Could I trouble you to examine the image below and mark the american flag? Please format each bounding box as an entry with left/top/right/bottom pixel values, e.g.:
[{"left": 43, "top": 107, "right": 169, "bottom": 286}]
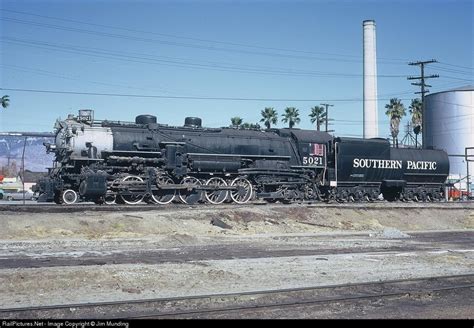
[{"left": 311, "top": 143, "right": 325, "bottom": 156}]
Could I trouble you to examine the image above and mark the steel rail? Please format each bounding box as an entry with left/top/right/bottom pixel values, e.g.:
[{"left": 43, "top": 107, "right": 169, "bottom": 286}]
[
  {"left": 132, "top": 283, "right": 474, "bottom": 319},
  {"left": 1, "top": 274, "right": 473, "bottom": 319},
  {"left": 2, "top": 201, "right": 474, "bottom": 213}
]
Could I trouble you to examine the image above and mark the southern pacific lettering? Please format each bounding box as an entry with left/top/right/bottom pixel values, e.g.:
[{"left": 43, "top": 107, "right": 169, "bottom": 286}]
[
  {"left": 353, "top": 158, "right": 402, "bottom": 169},
  {"left": 353, "top": 158, "right": 437, "bottom": 170},
  {"left": 406, "top": 160, "right": 437, "bottom": 170}
]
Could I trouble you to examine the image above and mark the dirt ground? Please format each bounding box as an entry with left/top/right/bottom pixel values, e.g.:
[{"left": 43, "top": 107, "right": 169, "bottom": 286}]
[
  {"left": 1, "top": 204, "right": 473, "bottom": 240},
  {"left": 0, "top": 204, "right": 473, "bottom": 312}
]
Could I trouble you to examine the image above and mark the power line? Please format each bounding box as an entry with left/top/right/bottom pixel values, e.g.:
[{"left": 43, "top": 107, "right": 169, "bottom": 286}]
[
  {"left": 436, "top": 61, "right": 474, "bottom": 71},
  {"left": 2, "top": 10, "right": 470, "bottom": 82},
  {"left": 1, "top": 17, "right": 368, "bottom": 63},
  {"left": 2, "top": 61, "right": 462, "bottom": 103},
  {"left": 0, "top": 8, "right": 410, "bottom": 63},
  {"left": 1, "top": 37, "right": 409, "bottom": 78},
  {"left": 443, "top": 76, "right": 474, "bottom": 82},
  {"left": 434, "top": 66, "right": 474, "bottom": 76},
  {"left": 2, "top": 88, "right": 469, "bottom": 106},
  {"left": 0, "top": 87, "right": 413, "bottom": 102},
  {"left": 0, "top": 64, "right": 175, "bottom": 94}
]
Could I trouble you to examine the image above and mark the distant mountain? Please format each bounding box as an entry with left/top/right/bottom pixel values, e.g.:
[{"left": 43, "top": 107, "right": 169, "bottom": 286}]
[{"left": 0, "top": 136, "right": 54, "bottom": 173}]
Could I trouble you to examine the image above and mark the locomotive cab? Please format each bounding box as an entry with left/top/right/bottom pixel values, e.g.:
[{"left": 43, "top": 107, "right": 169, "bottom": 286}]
[{"left": 288, "top": 130, "right": 332, "bottom": 168}]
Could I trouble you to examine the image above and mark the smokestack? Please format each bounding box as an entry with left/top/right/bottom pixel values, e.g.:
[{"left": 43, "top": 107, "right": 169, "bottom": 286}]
[{"left": 363, "top": 20, "right": 378, "bottom": 139}]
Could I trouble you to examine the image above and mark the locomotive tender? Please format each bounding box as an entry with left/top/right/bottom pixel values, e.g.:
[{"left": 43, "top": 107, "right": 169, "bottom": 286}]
[{"left": 36, "top": 110, "right": 449, "bottom": 204}]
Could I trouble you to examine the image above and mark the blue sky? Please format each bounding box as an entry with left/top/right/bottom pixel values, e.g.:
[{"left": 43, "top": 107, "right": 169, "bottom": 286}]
[{"left": 0, "top": 0, "right": 472, "bottom": 137}]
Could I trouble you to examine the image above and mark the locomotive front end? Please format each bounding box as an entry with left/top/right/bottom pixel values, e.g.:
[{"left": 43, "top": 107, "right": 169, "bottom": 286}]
[
  {"left": 38, "top": 110, "right": 112, "bottom": 203},
  {"left": 47, "top": 110, "right": 113, "bottom": 163}
]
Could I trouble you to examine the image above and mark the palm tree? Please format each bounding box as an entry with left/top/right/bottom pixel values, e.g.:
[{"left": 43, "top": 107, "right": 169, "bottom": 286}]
[
  {"left": 409, "top": 98, "right": 422, "bottom": 147},
  {"left": 385, "top": 98, "right": 406, "bottom": 148},
  {"left": 282, "top": 107, "right": 300, "bottom": 129},
  {"left": 309, "top": 106, "right": 327, "bottom": 131},
  {"left": 230, "top": 116, "right": 243, "bottom": 128},
  {"left": 260, "top": 107, "right": 278, "bottom": 129},
  {"left": 1, "top": 95, "right": 9, "bottom": 109}
]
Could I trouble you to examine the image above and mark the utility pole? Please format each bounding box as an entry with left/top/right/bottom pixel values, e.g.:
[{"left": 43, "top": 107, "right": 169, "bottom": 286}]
[
  {"left": 320, "top": 103, "right": 334, "bottom": 133},
  {"left": 22, "top": 136, "right": 26, "bottom": 205},
  {"left": 407, "top": 59, "right": 439, "bottom": 148}
]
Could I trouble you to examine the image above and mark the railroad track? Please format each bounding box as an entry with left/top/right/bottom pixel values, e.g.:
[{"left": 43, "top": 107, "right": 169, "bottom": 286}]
[
  {"left": 1, "top": 201, "right": 474, "bottom": 213},
  {"left": 1, "top": 274, "right": 473, "bottom": 319},
  {"left": 2, "top": 230, "right": 472, "bottom": 269}
]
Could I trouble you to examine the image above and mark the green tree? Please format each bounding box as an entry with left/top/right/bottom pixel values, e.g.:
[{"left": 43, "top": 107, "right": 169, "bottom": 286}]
[
  {"left": 282, "top": 107, "right": 300, "bottom": 128},
  {"left": 409, "top": 98, "right": 422, "bottom": 147},
  {"left": 309, "top": 106, "right": 327, "bottom": 131},
  {"left": 385, "top": 98, "right": 406, "bottom": 148},
  {"left": 260, "top": 107, "right": 278, "bottom": 129},
  {"left": 241, "top": 122, "right": 261, "bottom": 129},
  {"left": 1, "top": 95, "right": 10, "bottom": 109},
  {"left": 230, "top": 116, "right": 243, "bottom": 128}
]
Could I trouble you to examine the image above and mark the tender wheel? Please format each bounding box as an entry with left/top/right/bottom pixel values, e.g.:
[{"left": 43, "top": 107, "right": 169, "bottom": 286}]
[
  {"left": 119, "top": 176, "right": 144, "bottom": 205},
  {"left": 432, "top": 192, "right": 442, "bottom": 202},
  {"left": 304, "top": 184, "right": 319, "bottom": 201},
  {"left": 230, "top": 177, "right": 253, "bottom": 204},
  {"left": 204, "top": 177, "right": 228, "bottom": 204},
  {"left": 353, "top": 189, "right": 364, "bottom": 202},
  {"left": 151, "top": 176, "right": 176, "bottom": 205},
  {"left": 61, "top": 189, "right": 78, "bottom": 204},
  {"left": 179, "top": 176, "right": 203, "bottom": 204},
  {"left": 336, "top": 189, "right": 348, "bottom": 203}
]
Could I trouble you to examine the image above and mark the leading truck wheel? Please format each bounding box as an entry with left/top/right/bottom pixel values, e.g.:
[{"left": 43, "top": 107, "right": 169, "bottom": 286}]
[
  {"left": 61, "top": 189, "right": 78, "bottom": 204},
  {"left": 104, "top": 192, "right": 116, "bottom": 205}
]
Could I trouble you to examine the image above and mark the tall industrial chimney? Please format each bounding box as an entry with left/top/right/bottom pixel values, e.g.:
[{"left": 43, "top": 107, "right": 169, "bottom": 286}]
[{"left": 363, "top": 20, "right": 378, "bottom": 139}]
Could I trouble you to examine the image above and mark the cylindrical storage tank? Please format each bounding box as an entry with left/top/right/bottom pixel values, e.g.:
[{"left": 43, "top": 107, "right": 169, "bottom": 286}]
[
  {"left": 135, "top": 115, "right": 157, "bottom": 125},
  {"left": 425, "top": 86, "right": 474, "bottom": 189}
]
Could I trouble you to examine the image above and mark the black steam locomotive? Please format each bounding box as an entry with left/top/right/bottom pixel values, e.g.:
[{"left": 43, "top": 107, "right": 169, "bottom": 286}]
[{"left": 36, "top": 110, "right": 449, "bottom": 204}]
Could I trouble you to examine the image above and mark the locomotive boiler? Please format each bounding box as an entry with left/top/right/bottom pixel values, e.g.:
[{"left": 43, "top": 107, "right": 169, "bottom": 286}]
[{"left": 36, "top": 110, "right": 449, "bottom": 204}]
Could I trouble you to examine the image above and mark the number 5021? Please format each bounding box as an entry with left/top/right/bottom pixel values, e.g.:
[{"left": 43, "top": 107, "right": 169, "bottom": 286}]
[{"left": 302, "top": 156, "right": 322, "bottom": 165}]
